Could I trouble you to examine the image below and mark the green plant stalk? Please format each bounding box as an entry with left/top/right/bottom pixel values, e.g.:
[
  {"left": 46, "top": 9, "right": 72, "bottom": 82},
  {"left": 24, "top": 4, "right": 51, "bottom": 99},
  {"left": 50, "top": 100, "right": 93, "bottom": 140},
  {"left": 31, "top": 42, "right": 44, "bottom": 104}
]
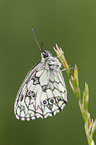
[{"left": 54, "top": 44, "right": 96, "bottom": 145}]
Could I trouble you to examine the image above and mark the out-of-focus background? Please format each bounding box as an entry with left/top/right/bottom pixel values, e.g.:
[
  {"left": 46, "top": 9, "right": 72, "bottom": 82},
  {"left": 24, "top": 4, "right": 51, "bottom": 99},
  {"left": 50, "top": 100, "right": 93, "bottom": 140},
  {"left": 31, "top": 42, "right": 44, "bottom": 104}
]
[{"left": 0, "top": 0, "right": 96, "bottom": 145}]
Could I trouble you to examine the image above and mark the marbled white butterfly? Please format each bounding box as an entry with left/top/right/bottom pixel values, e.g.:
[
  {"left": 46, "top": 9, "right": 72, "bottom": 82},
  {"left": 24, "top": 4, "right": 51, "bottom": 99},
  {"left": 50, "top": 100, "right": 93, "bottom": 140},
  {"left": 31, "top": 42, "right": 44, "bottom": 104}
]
[{"left": 14, "top": 29, "right": 67, "bottom": 121}]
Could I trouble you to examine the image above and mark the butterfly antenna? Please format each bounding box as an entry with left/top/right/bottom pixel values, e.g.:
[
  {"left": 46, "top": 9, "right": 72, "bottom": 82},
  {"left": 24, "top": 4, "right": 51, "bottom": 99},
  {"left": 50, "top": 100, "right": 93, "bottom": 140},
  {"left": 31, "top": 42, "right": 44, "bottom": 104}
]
[
  {"left": 41, "top": 42, "right": 44, "bottom": 50},
  {"left": 32, "top": 28, "right": 42, "bottom": 52}
]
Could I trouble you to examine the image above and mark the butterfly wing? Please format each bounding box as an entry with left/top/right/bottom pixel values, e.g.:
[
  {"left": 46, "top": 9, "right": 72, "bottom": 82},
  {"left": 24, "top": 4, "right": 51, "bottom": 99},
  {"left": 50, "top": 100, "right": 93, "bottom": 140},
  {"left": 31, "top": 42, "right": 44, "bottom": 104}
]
[
  {"left": 41, "top": 69, "right": 67, "bottom": 118},
  {"left": 14, "top": 62, "right": 67, "bottom": 121},
  {"left": 14, "top": 62, "right": 44, "bottom": 120}
]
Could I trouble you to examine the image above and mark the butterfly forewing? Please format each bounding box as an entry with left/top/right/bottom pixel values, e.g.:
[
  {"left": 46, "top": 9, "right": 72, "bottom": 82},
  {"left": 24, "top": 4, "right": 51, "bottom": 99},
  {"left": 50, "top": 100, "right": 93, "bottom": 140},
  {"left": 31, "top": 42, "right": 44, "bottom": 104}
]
[{"left": 14, "top": 50, "right": 67, "bottom": 121}]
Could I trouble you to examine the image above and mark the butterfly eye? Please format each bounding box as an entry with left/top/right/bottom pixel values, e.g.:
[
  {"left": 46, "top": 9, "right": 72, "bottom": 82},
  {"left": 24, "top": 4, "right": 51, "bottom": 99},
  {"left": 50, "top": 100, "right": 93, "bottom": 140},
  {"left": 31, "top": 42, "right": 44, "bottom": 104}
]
[
  {"left": 42, "top": 100, "right": 48, "bottom": 105},
  {"left": 56, "top": 97, "right": 62, "bottom": 102},
  {"left": 32, "top": 93, "right": 36, "bottom": 98},
  {"left": 49, "top": 98, "right": 55, "bottom": 104},
  {"left": 43, "top": 51, "right": 49, "bottom": 58},
  {"left": 27, "top": 91, "right": 32, "bottom": 96}
]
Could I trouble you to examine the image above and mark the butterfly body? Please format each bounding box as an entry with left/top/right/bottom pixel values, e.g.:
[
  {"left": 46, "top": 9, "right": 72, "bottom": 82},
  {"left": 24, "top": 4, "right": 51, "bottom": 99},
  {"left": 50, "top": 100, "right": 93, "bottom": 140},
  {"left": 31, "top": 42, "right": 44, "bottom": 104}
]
[{"left": 14, "top": 50, "right": 67, "bottom": 121}]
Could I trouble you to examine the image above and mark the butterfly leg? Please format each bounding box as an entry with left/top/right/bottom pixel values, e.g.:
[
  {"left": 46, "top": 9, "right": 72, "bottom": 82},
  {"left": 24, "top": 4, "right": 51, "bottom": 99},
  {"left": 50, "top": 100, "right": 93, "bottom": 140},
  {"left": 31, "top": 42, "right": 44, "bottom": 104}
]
[{"left": 61, "top": 67, "right": 76, "bottom": 71}]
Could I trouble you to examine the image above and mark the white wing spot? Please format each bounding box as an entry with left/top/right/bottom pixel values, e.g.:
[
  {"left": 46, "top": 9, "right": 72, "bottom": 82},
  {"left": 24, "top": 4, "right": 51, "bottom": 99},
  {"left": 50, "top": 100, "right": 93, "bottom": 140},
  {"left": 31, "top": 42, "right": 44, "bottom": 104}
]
[
  {"left": 46, "top": 89, "right": 53, "bottom": 98},
  {"left": 58, "top": 101, "right": 63, "bottom": 107},
  {"left": 17, "top": 108, "right": 20, "bottom": 115},
  {"left": 22, "top": 84, "right": 27, "bottom": 95},
  {"left": 36, "top": 106, "right": 42, "bottom": 114},
  {"left": 58, "top": 83, "right": 64, "bottom": 92},
  {"left": 54, "top": 110, "right": 59, "bottom": 116},
  {"left": 44, "top": 113, "right": 52, "bottom": 118},
  {"left": 50, "top": 73, "right": 54, "bottom": 82},
  {"left": 52, "top": 104, "right": 58, "bottom": 111},
  {"left": 36, "top": 114, "right": 43, "bottom": 118},
  {"left": 34, "top": 85, "right": 42, "bottom": 108},
  {"left": 29, "top": 104, "right": 35, "bottom": 111},
  {"left": 26, "top": 97, "right": 29, "bottom": 106},
  {"left": 36, "top": 70, "right": 44, "bottom": 77},
  {"left": 21, "top": 117, "right": 25, "bottom": 121},
  {"left": 61, "top": 104, "right": 65, "bottom": 110},
  {"left": 43, "top": 106, "right": 51, "bottom": 115},
  {"left": 53, "top": 89, "right": 61, "bottom": 97},
  {"left": 31, "top": 116, "right": 35, "bottom": 120},
  {"left": 21, "top": 111, "right": 25, "bottom": 117},
  {"left": 27, "top": 80, "right": 35, "bottom": 91},
  {"left": 40, "top": 70, "right": 49, "bottom": 85},
  {"left": 61, "top": 92, "right": 67, "bottom": 101},
  {"left": 28, "top": 110, "right": 34, "bottom": 116},
  {"left": 57, "top": 72, "right": 64, "bottom": 84},
  {"left": 26, "top": 118, "right": 30, "bottom": 121},
  {"left": 16, "top": 115, "right": 20, "bottom": 120},
  {"left": 40, "top": 92, "right": 47, "bottom": 102},
  {"left": 54, "top": 76, "right": 59, "bottom": 83}
]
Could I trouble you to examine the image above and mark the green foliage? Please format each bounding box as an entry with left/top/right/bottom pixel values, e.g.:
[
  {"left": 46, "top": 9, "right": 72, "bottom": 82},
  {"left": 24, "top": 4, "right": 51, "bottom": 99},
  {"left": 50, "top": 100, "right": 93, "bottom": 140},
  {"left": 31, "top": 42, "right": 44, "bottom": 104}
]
[{"left": 54, "top": 44, "right": 96, "bottom": 145}]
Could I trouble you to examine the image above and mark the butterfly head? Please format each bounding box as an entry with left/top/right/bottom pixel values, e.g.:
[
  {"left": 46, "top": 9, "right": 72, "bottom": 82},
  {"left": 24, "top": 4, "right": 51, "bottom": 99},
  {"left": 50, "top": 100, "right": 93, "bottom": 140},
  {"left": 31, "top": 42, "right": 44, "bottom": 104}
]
[{"left": 41, "top": 50, "right": 52, "bottom": 59}]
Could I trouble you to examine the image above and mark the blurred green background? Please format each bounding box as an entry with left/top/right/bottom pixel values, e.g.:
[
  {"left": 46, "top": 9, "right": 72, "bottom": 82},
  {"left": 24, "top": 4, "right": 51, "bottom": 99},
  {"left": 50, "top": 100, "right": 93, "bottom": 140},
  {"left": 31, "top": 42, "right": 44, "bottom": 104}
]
[{"left": 0, "top": 0, "right": 96, "bottom": 145}]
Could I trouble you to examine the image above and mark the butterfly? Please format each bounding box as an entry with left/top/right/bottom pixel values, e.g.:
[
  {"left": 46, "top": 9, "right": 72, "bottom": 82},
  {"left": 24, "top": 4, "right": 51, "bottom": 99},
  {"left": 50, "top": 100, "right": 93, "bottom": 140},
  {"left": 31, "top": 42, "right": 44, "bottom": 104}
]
[{"left": 14, "top": 29, "right": 67, "bottom": 121}]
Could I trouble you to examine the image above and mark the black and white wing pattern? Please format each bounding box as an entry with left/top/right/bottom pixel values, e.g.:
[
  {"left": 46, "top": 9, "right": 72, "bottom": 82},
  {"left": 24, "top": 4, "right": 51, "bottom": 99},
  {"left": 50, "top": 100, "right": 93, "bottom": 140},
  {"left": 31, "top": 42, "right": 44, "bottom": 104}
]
[{"left": 14, "top": 50, "right": 67, "bottom": 121}]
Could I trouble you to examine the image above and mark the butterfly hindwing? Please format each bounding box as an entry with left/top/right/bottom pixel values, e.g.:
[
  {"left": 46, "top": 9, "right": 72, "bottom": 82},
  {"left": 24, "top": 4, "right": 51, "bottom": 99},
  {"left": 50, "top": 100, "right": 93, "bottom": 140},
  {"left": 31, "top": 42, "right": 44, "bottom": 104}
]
[{"left": 14, "top": 50, "right": 67, "bottom": 121}]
